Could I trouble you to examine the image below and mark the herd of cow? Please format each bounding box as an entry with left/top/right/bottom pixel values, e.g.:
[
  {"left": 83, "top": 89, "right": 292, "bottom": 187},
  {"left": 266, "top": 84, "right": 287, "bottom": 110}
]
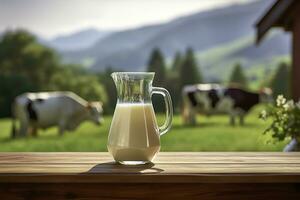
[{"left": 10, "top": 84, "right": 272, "bottom": 138}]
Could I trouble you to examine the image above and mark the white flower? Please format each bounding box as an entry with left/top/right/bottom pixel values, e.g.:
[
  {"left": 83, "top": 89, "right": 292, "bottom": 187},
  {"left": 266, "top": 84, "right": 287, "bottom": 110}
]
[
  {"left": 282, "top": 113, "right": 288, "bottom": 119},
  {"left": 283, "top": 100, "right": 294, "bottom": 111},
  {"left": 296, "top": 101, "right": 300, "bottom": 109},
  {"left": 276, "top": 95, "right": 286, "bottom": 106},
  {"left": 260, "top": 110, "right": 267, "bottom": 119}
]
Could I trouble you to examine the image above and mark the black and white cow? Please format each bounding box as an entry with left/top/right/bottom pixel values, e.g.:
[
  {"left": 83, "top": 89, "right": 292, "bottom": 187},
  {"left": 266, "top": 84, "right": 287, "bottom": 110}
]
[
  {"left": 182, "top": 84, "right": 272, "bottom": 125},
  {"left": 11, "top": 92, "right": 103, "bottom": 138}
]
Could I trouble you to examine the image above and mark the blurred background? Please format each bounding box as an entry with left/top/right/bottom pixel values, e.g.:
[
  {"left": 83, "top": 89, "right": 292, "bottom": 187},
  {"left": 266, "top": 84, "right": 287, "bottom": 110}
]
[{"left": 0, "top": 0, "right": 292, "bottom": 151}]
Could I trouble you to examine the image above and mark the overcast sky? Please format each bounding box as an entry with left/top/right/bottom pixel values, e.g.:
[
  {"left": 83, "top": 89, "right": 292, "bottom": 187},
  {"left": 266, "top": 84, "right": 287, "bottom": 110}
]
[{"left": 0, "top": 0, "right": 253, "bottom": 39}]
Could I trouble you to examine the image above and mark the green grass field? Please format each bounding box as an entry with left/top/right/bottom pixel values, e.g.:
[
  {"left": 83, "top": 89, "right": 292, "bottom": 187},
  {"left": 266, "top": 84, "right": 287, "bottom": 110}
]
[{"left": 0, "top": 106, "right": 287, "bottom": 152}]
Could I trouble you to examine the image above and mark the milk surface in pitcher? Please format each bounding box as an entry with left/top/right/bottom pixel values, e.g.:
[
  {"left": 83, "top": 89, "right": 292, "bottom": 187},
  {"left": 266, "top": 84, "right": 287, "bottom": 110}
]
[{"left": 107, "top": 103, "right": 160, "bottom": 163}]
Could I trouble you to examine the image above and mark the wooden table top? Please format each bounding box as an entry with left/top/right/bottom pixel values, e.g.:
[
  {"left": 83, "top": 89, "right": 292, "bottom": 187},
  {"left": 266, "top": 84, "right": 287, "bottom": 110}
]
[{"left": 0, "top": 152, "right": 300, "bottom": 183}]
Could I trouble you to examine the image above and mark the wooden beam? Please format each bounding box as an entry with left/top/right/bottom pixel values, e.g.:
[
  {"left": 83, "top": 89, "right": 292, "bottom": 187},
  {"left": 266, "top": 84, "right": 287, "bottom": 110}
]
[
  {"left": 256, "top": 0, "right": 294, "bottom": 44},
  {"left": 292, "top": 6, "right": 300, "bottom": 101}
]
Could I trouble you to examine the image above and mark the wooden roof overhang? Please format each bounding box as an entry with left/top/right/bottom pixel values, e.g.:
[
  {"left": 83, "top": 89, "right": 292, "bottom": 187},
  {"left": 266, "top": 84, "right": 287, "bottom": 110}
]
[{"left": 255, "top": 0, "right": 297, "bottom": 44}]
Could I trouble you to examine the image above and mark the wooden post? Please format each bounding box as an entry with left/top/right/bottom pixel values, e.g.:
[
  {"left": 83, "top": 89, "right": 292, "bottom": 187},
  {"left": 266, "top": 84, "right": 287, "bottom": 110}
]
[{"left": 292, "top": 8, "right": 300, "bottom": 101}]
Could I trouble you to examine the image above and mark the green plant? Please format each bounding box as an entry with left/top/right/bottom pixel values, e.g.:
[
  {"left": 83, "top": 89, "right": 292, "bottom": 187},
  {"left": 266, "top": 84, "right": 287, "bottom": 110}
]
[{"left": 260, "top": 95, "right": 300, "bottom": 141}]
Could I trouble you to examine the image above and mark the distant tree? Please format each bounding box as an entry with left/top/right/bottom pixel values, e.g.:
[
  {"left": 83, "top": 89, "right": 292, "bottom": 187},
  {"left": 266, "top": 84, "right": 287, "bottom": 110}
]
[
  {"left": 179, "top": 48, "right": 203, "bottom": 89},
  {"left": 0, "top": 30, "right": 35, "bottom": 74},
  {"left": 269, "top": 62, "right": 291, "bottom": 98},
  {"left": 146, "top": 48, "right": 167, "bottom": 112},
  {"left": 165, "top": 52, "right": 183, "bottom": 112},
  {"left": 0, "top": 29, "right": 61, "bottom": 90},
  {"left": 229, "top": 63, "right": 248, "bottom": 88},
  {"left": 0, "top": 74, "right": 33, "bottom": 117},
  {"left": 165, "top": 73, "right": 181, "bottom": 113},
  {"left": 171, "top": 51, "right": 183, "bottom": 72},
  {"left": 147, "top": 48, "right": 166, "bottom": 86},
  {"left": 98, "top": 67, "right": 118, "bottom": 114},
  {"left": 49, "top": 65, "right": 107, "bottom": 104}
]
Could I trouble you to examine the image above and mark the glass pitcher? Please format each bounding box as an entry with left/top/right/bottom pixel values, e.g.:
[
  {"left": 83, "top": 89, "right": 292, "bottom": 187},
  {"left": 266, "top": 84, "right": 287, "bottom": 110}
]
[{"left": 108, "top": 72, "right": 173, "bottom": 165}]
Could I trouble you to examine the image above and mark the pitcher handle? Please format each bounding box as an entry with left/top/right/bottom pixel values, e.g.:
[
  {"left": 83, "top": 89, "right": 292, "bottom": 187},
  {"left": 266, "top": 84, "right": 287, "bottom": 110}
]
[{"left": 152, "top": 87, "right": 173, "bottom": 136}]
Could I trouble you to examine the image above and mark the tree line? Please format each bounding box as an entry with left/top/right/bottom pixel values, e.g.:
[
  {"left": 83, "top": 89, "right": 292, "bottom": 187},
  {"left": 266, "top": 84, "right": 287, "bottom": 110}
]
[
  {"left": 0, "top": 29, "right": 291, "bottom": 117},
  {"left": 0, "top": 30, "right": 107, "bottom": 117},
  {"left": 146, "top": 47, "right": 291, "bottom": 112}
]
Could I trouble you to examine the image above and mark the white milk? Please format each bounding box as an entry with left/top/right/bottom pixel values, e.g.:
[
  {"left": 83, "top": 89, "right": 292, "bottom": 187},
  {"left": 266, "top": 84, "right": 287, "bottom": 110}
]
[{"left": 107, "top": 103, "right": 160, "bottom": 163}]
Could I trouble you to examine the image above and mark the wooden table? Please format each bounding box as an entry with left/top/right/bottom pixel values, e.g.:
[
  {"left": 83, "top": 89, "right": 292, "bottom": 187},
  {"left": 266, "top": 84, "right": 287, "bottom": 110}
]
[{"left": 0, "top": 152, "right": 300, "bottom": 199}]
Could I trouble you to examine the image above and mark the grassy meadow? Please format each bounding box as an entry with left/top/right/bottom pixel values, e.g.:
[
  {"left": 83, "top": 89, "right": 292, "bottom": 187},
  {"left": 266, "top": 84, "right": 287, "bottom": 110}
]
[{"left": 0, "top": 106, "right": 287, "bottom": 152}]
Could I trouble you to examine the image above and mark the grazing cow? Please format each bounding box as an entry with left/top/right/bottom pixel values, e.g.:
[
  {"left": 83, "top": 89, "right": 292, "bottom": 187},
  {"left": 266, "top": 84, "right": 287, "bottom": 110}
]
[
  {"left": 182, "top": 84, "right": 272, "bottom": 125},
  {"left": 11, "top": 92, "right": 103, "bottom": 138}
]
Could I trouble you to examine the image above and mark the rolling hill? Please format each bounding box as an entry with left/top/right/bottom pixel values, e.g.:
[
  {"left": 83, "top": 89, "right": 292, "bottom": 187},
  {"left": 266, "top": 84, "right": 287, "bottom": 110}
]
[
  {"left": 56, "top": 0, "right": 290, "bottom": 83},
  {"left": 61, "top": 0, "right": 278, "bottom": 70},
  {"left": 196, "top": 31, "right": 290, "bottom": 82},
  {"left": 43, "top": 28, "right": 112, "bottom": 51}
]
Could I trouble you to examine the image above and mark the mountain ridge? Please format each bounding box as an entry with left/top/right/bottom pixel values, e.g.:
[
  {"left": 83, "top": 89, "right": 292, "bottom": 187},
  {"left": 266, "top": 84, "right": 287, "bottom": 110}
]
[
  {"left": 62, "top": 0, "right": 275, "bottom": 70},
  {"left": 43, "top": 28, "right": 113, "bottom": 51},
  {"left": 50, "top": 0, "right": 289, "bottom": 82}
]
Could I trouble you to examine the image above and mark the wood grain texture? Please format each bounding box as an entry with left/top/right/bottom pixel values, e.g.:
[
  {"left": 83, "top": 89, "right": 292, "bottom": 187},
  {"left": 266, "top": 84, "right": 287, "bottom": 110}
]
[
  {"left": 0, "top": 152, "right": 300, "bottom": 199},
  {"left": 0, "top": 152, "right": 300, "bottom": 183}
]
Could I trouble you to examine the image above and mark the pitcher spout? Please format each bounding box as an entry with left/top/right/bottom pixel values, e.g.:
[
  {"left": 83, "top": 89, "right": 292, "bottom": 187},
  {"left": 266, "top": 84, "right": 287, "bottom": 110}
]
[{"left": 111, "top": 72, "right": 118, "bottom": 84}]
